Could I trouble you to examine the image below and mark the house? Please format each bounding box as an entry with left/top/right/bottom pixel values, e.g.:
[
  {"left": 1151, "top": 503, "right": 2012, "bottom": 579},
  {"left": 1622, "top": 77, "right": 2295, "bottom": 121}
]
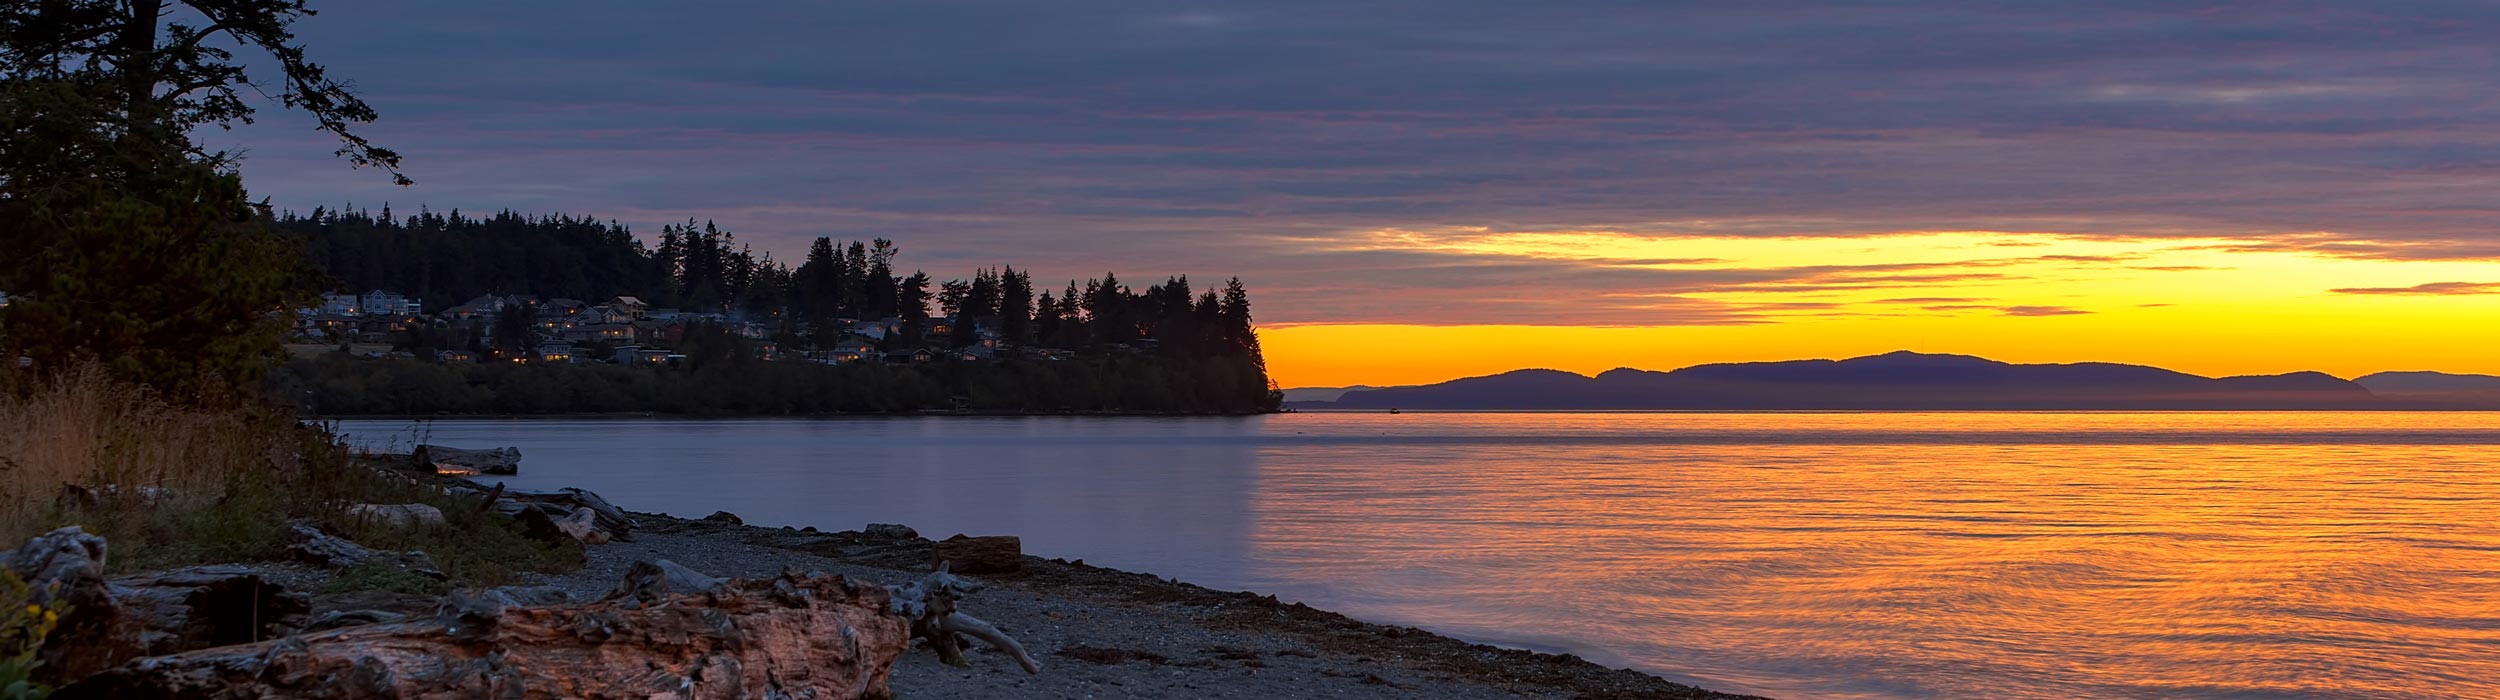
[
  {"left": 302, "top": 312, "right": 356, "bottom": 339},
  {"left": 440, "top": 302, "right": 491, "bottom": 320},
  {"left": 537, "top": 341, "right": 575, "bottom": 364},
  {"left": 443, "top": 294, "right": 517, "bottom": 321},
  {"left": 847, "top": 318, "right": 901, "bottom": 340},
  {"left": 318, "top": 293, "right": 360, "bottom": 316},
  {"left": 609, "top": 296, "right": 649, "bottom": 318},
  {"left": 830, "top": 340, "right": 879, "bottom": 363},
  {"left": 641, "top": 320, "right": 689, "bottom": 346},
  {"left": 359, "top": 290, "right": 418, "bottom": 316},
  {"left": 885, "top": 348, "right": 935, "bottom": 364},
  {"left": 545, "top": 298, "right": 586, "bottom": 316},
  {"left": 355, "top": 316, "right": 413, "bottom": 338},
  {"left": 583, "top": 304, "right": 633, "bottom": 325},
  {"left": 435, "top": 349, "right": 475, "bottom": 363},
  {"left": 566, "top": 323, "right": 635, "bottom": 343},
  {"left": 610, "top": 345, "right": 669, "bottom": 365}
]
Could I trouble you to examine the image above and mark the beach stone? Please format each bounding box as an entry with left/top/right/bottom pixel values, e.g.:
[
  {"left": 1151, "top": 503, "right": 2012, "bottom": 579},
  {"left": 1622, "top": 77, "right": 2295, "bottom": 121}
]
[
  {"left": 932, "top": 535, "right": 1023, "bottom": 574},
  {"left": 704, "top": 510, "right": 744, "bottom": 525},
  {"left": 865, "top": 523, "right": 919, "bottom": 539},
  {"left": 554, "top": 508, "right": 613, "bottom": 545}
]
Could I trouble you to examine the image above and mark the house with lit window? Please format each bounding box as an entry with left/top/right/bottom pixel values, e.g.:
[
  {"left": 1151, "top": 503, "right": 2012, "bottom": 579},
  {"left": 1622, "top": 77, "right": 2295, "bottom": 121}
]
[
  {"left": 831, "top": 340, "right": 879, "bottom": 363},
  {"left": 359, "top": 290, "right": 418, "bottom": 316}
]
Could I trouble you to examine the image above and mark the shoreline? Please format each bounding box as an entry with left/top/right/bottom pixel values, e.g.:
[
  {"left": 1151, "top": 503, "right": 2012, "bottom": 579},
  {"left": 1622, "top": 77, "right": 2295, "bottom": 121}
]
[
  {"left": 535, "top": 507, "right": 1767, "bottom": 699},
  {"left": 310, "top": 409, "right": 1284, "bottom": 420}
]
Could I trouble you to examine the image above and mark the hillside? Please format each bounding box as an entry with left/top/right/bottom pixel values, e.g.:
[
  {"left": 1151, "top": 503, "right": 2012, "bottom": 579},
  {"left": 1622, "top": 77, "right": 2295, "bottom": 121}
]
[{"left": 1296, "top": 352, "right": 2423, "bottom": 410}]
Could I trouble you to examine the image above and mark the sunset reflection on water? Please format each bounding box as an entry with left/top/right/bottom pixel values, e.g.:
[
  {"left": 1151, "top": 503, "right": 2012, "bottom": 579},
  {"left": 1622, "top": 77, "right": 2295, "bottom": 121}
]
[{"left": 1242, "top": 413, "right": 2500, "bottom": 699}]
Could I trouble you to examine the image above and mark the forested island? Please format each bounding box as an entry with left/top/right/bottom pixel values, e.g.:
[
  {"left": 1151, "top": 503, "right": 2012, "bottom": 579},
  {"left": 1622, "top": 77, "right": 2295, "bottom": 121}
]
[{"left": 269, "top": 208, "right": 1281, "bottom": 415}]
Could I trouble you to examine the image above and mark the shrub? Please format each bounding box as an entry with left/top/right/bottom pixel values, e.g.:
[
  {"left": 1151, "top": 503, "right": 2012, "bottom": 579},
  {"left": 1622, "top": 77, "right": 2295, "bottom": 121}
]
[{"left": 0, "top": 569, "right": 64, "bottom": 700}]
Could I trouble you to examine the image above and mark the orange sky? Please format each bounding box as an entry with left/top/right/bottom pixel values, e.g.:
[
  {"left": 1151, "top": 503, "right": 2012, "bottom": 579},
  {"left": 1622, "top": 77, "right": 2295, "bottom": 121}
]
[{"left": 1258, "top": 231, "right": 2500, "bottom": 388}]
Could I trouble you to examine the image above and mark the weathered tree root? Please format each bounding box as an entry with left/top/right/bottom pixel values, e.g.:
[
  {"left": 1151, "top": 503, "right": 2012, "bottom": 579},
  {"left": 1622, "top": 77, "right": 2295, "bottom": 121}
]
[{"left": 888, "top": 562, "right": 1042, "bottom": 674}]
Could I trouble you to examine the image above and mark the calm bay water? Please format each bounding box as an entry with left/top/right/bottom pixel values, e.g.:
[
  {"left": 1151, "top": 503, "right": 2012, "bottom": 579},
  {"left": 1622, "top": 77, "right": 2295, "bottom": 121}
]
[{"left": 336, "top": 412, "right": 2500, "bottom": 700}]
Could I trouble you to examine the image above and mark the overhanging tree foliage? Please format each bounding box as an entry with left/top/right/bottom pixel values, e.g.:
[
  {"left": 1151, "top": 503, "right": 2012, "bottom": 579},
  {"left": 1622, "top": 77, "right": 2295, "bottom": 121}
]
[{"left": 0, "top": 0, "right": 402, "bottom": 400}]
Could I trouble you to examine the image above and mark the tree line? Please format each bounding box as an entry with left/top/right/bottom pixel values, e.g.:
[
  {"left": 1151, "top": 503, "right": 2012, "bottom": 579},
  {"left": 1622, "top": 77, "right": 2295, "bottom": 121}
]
[
  {"left": 288, "top": 210, "right": 1259, "bottom": 347},
  {"left": 272, "top": 322, "right": 1278, "bottom": 415},
  {"left": 279, "top": 207, "right": 1281, "bottom": 414}
]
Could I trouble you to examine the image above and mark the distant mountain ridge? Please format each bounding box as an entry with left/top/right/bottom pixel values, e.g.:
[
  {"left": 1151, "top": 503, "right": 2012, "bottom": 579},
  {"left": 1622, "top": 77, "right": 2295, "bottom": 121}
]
[
  {"left": 2354, "top": 371, "right": 2500, "bottom": 394},
  {"left": 1294, "top": 352, "right": 2497, "bottom": 410},
  {"left": 2350, "top": 371, "right": 2500, "bottom": 409}
]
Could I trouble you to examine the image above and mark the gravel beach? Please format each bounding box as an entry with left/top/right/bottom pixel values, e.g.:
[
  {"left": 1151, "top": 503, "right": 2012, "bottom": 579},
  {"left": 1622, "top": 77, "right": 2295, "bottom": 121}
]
[{"left": 514, "top": 511, "right": 1763, "bottom": 700}]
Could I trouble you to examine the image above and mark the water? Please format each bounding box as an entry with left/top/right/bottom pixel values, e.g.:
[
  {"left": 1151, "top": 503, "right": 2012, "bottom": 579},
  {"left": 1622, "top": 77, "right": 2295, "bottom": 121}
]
[{"left": 335, "top": 412, "right": 2500, "bottom": 700}]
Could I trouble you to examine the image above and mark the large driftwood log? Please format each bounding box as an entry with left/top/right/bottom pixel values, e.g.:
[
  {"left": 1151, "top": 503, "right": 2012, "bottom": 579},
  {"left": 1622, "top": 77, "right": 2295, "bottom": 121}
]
[
  {"left": 3, "top": 528, "right": 311, "bottom": 684},
  {"left": 414, "top": 444, "right": 521, "bottom": 475},
  {"left": 931, "top": 534, "right": 1023, "bottom": 574},
  {"left": 889, "top": 562, "right": 1041, "bottom": 674},
  {"left": 57, "top": 569, "right": 909, "bottom": 700},
  {"left": 106, "top": 566, "right": 310, "bottom": 654}
]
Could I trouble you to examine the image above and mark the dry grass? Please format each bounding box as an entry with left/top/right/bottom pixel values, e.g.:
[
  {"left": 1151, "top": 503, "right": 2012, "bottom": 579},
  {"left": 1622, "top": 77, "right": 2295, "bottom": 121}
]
[
  {"left": 0, "top": 367, "right": 353, "bottom": 569},
  {"left": 0, "top": 366, "right": 578, "bottom": 581}
]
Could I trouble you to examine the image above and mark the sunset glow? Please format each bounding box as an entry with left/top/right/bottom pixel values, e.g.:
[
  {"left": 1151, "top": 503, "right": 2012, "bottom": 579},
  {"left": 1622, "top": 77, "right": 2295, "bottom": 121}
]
[{"left": 1261, "top": 230, "right": 2500, "bottom": 387}]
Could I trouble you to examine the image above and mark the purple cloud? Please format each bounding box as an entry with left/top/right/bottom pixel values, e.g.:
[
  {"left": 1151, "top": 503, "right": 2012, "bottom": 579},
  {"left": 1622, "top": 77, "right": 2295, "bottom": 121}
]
[
  {"left": 2000, "top": 306, "right": 2094, "bottom": 316},
  {"left": 2329, "top": 281, "right": 2500, "bottom": 295}
]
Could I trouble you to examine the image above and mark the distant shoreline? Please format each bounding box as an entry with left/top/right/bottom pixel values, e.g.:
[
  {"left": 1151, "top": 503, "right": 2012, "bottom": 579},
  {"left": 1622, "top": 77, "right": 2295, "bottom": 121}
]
[{"left": 1283, "top": 406, "right": 2500, "bottom": 413}]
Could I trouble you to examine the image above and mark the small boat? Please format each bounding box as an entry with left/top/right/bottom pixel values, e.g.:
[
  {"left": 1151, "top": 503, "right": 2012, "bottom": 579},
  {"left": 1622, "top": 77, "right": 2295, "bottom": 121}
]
[{"left": 1388, "top": 408, "right": 1401, "bottom": 414}]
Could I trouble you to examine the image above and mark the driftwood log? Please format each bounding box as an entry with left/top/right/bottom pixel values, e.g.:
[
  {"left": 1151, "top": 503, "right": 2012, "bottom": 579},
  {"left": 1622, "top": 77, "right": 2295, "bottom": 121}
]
[
  {"left": 3, "top": 527, "right": 309, "bottom": 684},
  {"left": 106, "top": 566, "right": 309, "bottom": 654},
  {"left": 285, "top": 522, "right": 445, "bottom": 580},
  {"left": 414, "top": 444, "right": 521, "bottom": 475},
  {"left": 931, "top": 534, "right": 1022, "bottom": 574},
  {"left": 344, "top": 503, "right": 447, "bottom": 529},
  {"left": 888, "top": 562, "right": 1041, "bottom": 674},
  {"left": 57, "top": 569, "right": 909, "bottom": 700},
  {"left": 492, "top": 487, "right": 636, "bottom": 545}
]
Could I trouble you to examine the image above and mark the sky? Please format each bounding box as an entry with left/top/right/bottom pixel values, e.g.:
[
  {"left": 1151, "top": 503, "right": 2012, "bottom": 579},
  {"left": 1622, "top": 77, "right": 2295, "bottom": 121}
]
[{"left": 221, "top": 1, "right": 2500, "bottom": 388}]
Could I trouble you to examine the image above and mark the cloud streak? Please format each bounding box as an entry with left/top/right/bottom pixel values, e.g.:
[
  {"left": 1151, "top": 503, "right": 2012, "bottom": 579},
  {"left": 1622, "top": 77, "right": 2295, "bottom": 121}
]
[{"left": 2329, "top": 281, "right": 2500, "bottom": 295}]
